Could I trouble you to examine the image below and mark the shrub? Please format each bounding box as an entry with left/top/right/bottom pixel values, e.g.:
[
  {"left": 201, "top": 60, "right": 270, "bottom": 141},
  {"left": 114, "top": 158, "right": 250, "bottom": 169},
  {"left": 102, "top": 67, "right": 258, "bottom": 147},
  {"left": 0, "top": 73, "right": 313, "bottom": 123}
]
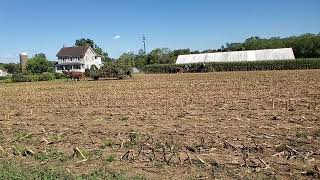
[
  {"left": 89, "top": 65, "right": 100, "bottom": 80},
  {"left": 11, "top": 74, "right": 30, "bottom": 83},
  {"left": 84, "top": 69, "right": 91, "bottom": 78},
  {"left": 54, "top": 72, "right": 66, "bottom": 80},
  {"left": 28, "top": 74, "right": 39, "bottom": 82},
  {"left": 0, "top": 76, "right": 8, "bottom": 81},
  {"left": 88, "top": 63, "right": 132, "bottom": 80},
  {"left": 39, "top": 72, "right": 56, "bottom": 81}
]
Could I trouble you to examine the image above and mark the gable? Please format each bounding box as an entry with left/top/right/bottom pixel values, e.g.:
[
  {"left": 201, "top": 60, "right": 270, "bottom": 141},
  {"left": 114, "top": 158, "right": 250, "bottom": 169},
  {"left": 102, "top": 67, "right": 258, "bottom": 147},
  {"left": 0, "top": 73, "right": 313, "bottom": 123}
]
[{"left": 85, "top": 46, "right": 98, "bottom": 56}]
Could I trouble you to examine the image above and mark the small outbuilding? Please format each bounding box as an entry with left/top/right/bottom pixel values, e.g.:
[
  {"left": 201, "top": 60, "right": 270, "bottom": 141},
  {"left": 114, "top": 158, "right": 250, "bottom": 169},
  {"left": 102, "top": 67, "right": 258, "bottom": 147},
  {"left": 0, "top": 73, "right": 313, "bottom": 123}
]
[
  {"left": 131, "top": 67, "right": 141, "bottom": 74},
  {"left": 0, "top": 68, "right": 10, "bottom": 77}
]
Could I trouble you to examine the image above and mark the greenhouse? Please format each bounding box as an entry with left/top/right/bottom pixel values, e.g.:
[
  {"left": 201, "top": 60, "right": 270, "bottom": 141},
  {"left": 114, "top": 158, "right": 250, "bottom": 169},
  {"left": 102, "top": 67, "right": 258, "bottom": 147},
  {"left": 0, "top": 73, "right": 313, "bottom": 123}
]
[{"left": 176, "top": 48, "right": 295, "bottom": 64}]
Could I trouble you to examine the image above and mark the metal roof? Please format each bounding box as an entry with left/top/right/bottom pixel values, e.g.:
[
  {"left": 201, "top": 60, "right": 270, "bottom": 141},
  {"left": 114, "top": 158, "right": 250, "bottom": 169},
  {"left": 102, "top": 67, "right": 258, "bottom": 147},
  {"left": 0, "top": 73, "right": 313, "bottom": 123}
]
[{"left": 176, "top": 48, "right": 295, "bottom": 64}]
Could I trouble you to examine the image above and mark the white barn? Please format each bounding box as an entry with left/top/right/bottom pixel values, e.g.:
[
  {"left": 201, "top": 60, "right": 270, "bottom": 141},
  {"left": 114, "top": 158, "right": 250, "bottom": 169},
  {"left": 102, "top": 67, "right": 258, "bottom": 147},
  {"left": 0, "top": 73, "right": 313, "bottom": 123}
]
[
  {"left": 176, "top": 48, "right": 295, "bottom": 64},
  {"left": 55, "top": 46, "right": 102, "bottom": 73}
]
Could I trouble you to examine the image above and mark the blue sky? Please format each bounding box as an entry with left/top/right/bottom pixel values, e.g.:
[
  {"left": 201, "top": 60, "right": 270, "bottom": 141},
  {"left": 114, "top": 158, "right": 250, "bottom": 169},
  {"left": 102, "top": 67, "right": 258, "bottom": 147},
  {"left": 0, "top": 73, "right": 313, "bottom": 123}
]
[{"left": 0, "top": 0, "right": 319, "bottom": 62}]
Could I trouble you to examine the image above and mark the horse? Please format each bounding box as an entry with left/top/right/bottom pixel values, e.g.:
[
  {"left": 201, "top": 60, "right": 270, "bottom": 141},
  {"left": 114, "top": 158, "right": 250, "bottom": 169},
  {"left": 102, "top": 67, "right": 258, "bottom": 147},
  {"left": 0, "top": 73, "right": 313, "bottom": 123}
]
[{"left": 62, "top": 71, "right": 86, "bottom": 81}]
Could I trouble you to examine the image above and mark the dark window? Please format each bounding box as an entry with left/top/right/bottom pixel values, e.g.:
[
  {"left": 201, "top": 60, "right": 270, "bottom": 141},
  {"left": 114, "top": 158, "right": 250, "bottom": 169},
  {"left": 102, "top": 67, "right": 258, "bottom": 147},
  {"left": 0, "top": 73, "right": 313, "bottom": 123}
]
[
  {"left": 57, "top": 66, "right": 64, "bottom": 70},
  {"left": 73, "top": 65, "right": 81, "bottom": 69}
]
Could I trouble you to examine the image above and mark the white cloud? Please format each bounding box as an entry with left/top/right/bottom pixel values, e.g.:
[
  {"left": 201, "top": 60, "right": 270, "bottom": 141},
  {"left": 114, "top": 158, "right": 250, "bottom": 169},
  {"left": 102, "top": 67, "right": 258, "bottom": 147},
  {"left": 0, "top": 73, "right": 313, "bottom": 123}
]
[{"left": 113, "top": 35, "right": 121, "bottom": 40}]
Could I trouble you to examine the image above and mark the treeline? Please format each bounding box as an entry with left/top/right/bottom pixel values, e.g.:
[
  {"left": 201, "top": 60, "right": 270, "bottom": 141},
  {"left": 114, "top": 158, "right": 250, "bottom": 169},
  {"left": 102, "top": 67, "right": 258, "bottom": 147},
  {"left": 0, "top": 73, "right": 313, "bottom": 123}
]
[
  {"left": 222, "top": 33, "right": 320, "bottom": 58},
  {"left": 117, "top": 33, "right": 320, "bottom": 68}
]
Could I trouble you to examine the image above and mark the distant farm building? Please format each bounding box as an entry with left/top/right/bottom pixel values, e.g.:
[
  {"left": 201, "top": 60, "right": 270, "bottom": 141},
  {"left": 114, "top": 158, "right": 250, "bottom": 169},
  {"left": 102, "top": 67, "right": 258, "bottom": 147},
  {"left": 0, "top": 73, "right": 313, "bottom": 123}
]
[
  {"left": 176, "top": 48, "right": 295, "bottom": 64},
  {"left": 131, "top": 67, "right": 141, "bottom": 74},
  {"left": 55, "top": 46, "right": 102, "bottom": 73},
  {"left": 0, "top": 68, "right": 10, "bottom": 77}
]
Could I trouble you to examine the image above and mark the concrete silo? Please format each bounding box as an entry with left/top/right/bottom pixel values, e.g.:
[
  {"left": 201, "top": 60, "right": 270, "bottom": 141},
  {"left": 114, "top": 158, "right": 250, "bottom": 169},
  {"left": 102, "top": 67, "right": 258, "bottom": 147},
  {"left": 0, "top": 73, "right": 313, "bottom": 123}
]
[{"left": 19, "top": 52, "right": 28, "bottom": 73}]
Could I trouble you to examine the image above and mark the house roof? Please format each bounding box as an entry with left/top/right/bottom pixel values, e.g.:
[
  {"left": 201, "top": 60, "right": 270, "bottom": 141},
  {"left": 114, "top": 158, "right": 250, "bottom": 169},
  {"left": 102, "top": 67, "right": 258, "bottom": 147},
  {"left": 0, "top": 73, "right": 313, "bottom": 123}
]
[{"left": 56, "top": 46, "right": 92, "bottom": 57}]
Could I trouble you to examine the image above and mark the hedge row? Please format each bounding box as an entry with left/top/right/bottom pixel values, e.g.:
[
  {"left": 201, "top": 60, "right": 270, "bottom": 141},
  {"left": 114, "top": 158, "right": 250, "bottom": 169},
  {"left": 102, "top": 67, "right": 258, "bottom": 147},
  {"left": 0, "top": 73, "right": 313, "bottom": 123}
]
[
  {"left": 5, "top": 72, "right": 66, "bottom": 83},
  {"left": 143, "top": 59, "right": 320, "bottom": 74}
]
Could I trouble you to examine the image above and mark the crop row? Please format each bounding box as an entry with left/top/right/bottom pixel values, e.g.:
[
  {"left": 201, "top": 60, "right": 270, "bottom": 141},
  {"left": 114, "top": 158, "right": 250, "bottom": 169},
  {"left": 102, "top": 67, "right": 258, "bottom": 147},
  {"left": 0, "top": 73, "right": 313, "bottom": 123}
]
[{"left": 143, "top": 58, "right": 320, "bottom": 73}]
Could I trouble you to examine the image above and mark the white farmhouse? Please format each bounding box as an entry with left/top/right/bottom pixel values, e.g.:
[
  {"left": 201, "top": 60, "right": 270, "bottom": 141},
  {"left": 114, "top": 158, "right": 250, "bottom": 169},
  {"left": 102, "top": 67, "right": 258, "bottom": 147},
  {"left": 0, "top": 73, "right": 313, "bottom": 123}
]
[{"left": 55, "top": 46, "right": 102, "bottom": 73}]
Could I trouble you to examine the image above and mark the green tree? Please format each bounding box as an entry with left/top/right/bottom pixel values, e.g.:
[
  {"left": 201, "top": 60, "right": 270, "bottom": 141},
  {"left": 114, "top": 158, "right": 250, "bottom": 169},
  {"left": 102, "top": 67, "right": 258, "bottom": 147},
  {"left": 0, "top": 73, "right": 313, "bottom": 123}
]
[
  {"left": 26, "top": 54, "right": 53, "bottom": 74},
  {"left": 2, "top": 63, "right": 21, "bottom": 74},
  {"left": 75, "top": 39, "right": 95, "bottom": 48},
  {"left": 149, "top": 48, "right": 172, "bottom": 64},
  {"left": 117, "top": 52, "right": 136, "bottom": 67},
  {"left": 34, "top": 53, "right": 46, "bottom": 59}
]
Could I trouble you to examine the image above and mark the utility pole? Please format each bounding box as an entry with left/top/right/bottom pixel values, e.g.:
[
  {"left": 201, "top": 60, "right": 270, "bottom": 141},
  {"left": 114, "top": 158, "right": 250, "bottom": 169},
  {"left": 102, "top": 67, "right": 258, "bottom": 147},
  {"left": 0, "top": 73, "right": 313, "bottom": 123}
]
[{"left": 142, "top": 34, "right": 146, "bottom": 53}]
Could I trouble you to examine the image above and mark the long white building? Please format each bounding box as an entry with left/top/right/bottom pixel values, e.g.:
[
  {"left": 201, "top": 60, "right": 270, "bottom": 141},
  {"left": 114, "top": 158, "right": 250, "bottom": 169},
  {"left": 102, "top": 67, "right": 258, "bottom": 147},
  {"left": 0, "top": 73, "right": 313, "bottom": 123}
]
[
  {"left": 55, "top": 46, "right": 102, "bottom": 73},
  {"left": 176, "top": 48, "right": 295, "bottom": 64}
]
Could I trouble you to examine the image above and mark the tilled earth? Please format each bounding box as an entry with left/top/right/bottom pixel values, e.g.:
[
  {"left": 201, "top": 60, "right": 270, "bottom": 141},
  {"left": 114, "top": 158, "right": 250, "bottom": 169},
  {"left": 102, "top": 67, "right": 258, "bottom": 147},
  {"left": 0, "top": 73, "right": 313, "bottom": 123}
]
[{"left": 0, "top": 70, "right": 320, "bottom": 179}]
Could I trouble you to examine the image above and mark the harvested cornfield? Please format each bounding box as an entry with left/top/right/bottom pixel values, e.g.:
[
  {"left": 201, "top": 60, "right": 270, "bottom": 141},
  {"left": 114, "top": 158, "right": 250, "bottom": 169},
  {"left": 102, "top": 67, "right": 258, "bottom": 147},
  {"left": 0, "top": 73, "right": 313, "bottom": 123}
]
[{"left": 0, "top": 70, "right": 320, "bottom": 179}]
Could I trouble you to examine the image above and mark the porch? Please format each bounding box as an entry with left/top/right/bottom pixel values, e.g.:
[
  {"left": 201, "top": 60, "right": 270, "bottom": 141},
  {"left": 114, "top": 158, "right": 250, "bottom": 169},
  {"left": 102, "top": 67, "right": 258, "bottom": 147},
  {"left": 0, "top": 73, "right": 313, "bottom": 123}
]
[{"left": 55, "top": 62, "right": 85, "bottom": 73}]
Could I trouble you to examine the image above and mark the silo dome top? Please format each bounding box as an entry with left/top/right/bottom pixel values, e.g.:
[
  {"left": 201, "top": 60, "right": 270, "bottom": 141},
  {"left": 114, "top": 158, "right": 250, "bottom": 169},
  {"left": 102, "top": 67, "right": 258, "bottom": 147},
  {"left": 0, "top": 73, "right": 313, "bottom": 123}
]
[{"left": 20, "top": 52, "right": 28, "bottom": 56}]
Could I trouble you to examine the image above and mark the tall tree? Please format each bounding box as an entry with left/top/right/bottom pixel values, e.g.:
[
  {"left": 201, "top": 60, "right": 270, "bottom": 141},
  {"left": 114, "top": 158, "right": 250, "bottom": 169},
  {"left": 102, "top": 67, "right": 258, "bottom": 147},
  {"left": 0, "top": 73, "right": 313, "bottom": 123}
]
[
  {"left": 2, "top": 63, "right": 21, "bottom": 74},
  {"left": 26, "top": 53, "right": 53, "bottom": 74},
  {"left": 117, "top": 52, "right": 136, "bottom": 67},
  {"left": 75, "top": 39, "right": 95, "bottom": 48},
  {"left": 34, "top": 53, "right": 46, "bottom": 59},
  {"left": 149, "top": 48, "right": 172, "bottom": 64}
]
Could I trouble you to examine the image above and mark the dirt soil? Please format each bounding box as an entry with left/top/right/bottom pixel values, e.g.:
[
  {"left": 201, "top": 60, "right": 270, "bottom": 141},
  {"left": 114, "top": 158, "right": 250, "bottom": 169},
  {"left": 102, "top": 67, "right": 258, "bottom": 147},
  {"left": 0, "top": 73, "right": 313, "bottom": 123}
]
[{"left": 0, "top": 70, "right": 320, "bottom": 179}]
